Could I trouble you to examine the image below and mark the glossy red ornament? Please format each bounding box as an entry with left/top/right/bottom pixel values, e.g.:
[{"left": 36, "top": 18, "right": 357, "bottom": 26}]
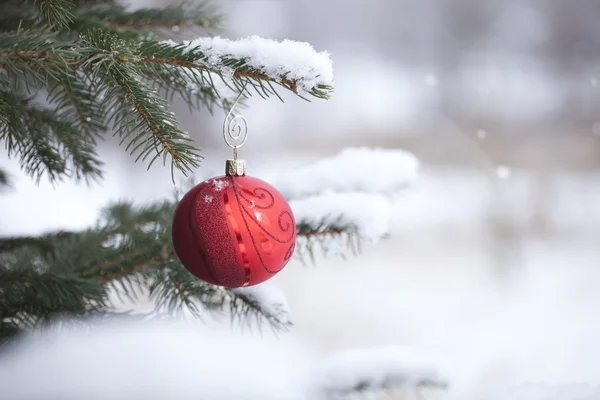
[{"left": 171, "top": 174, "right": 296, "bottom": 288}]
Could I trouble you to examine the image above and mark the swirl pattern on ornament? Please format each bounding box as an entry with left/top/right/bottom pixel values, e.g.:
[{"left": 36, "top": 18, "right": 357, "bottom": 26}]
[
  {"left": 236, "top": 188, "right": 295, "bottom": 244},
  {"left": 230, "top": 177, "right": 295, "bottom": 273},
  {"left": 278, "top": 211, "right": 293, "bottom": 232},
  {"left": 238, "top": 187, "right": 275, "bottom": 209},
  {"left": 284, "top": 242, "right": 295, "bottom": 261}
]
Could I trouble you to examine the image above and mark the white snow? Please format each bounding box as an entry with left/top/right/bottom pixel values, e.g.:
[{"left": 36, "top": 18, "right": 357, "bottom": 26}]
[
  {"left": 232, "top": 282, "right": 291, "bottom": 325},
  {"left": 212, "top": 178, "right": 228, "bottom": 191},
  {"left": 0, "top": 318, "right": 311, "bottom": 400},
  {"left": 291, "top": 192, "right": 392, "bottom": 246},
  {"left": 272, "top": 147, "right": 419, "bottom": 201},
  {"left": 496, "top": 165, "right": 512, "bottom": 180},
  {"left": 309, "top": 346, "right": 448, "bottom": 400},
  {"left": 162, "top": 36, "right": 333, "bottom": 96},
  {"left": 487, "top": 383, "right": 600, "bottom": 400},
  {"left": 176, "top": 66, "right": 240, "bottom": 102}
]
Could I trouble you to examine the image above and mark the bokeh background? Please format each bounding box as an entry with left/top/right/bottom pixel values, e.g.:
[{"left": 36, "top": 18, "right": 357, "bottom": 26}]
[{"left": 2, "top": 0, "right": 600, "bottom": 398}]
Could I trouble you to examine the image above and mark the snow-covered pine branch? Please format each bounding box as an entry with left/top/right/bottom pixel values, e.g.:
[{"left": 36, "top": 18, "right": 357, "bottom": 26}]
[
  {"left": 159, "top": 35, "right": 334, "bottom": 99},
  {"left": 0, "top": 30, "right": 335, "bottom": 182},
  {"left": 231, "top": 282, "right": 292, "bottom": 328},
  {"left": 309, "top": 346, "right": 448, "bottom": 400},
  {"left": 272, "top": 147, "right": 419, "bottom": 201},
  {"left": 293, "top": 192, "right": 393, "bottom": 257},
  {"left": 271, "top": 147, "right": 419, "bottom": 257}
]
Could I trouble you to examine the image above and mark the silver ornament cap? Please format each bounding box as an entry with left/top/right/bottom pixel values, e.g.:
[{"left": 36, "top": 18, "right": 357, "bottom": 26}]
[{"left": 226, "top": 158, "right": 246, "bottom": 176}]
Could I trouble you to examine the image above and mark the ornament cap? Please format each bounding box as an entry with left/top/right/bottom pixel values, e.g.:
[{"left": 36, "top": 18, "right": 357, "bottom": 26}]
[{"left": 226, "top": 159, "right": 246, "bottom": 176}]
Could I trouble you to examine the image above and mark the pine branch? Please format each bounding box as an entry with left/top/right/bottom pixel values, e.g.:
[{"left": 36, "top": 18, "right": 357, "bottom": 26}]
[
  {"left": 101, "top": 66, "right": 201, "bottom": 180},
  {"left": 73, "top": 4, "right": 221, "bottom": 33},
  {"left": 0, "top": 199, "right": 294, "bottom": 343},
  {"left": 148, "top": 261, "right": 219, "bottom": 318},
  {"left": 0, "top": 266, "right": 109, "bottom": 343},
  {"left": 0, "top": 231, "right": 74, "bottom": 256},
  {"left": 229, "top": 286, "right": 292, "bottom": 332},
  {"left": 137, "top": 39, "right": 333, "bottom": 99},
  {"left": 295, "top": 219, "right": 362, "bottom": 264},
  {"left": 0, "top": 88, "right": 103, "bottom": 183},
  {"left": 47, "top": 73, "right": 106, "bottom": 141},
  {"left": 0, "top": 3, "right": 221, "bottom": 40},
  {"left": 1, "top": 30, "right": 333, "bottom": 182},
  {"left": 143, "top": 65, "right": 236, "bottom": 115},
  {"left": 0, "top": 168, "right": 9, "bottom": 188},
  {"left": 0, "top": 31, "right": 77, "bottom": 86},
  {"left": 35, "top": 0, "right": 75, "bottom": 29}
]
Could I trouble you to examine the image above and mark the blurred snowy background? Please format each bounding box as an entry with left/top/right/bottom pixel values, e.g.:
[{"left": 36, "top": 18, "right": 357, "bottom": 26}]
[{"left": 2, "top": 0, "right": 600, "bottom": 399}]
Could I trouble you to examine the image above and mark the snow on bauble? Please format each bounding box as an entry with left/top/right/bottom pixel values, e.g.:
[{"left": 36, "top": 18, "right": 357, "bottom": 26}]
[{"left": 172, "top": 175, "right": 296, "bottom": 288}]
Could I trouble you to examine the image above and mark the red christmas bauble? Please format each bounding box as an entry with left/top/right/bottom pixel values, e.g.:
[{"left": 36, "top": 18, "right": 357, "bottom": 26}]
[{"left": 171, "top": 174, "right": 296, "bottom": 288}]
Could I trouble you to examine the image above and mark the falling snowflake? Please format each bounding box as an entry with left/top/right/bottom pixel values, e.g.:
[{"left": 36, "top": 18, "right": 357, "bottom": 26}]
[
  {"left": 254, "top": 211, "right": 262, "bottom": 222},
  {"left": 204, "top": 195, "right": 213, "bottom": 203},
  {"left": 496, "top": 165, "right": 512, "bottom": 180},
  {"left": 424, "top": 74, "right": 438, "bottom": 87},
  {"left": 477, "top": 129, "right": 487, "bottom": 139},
  {"left": 213, "top": 179, "right": 229, "bottom": 191}
]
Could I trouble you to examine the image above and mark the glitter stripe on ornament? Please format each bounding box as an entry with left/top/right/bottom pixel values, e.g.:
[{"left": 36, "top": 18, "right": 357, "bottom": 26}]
[{"left": 223, "top": 191, "right": 251, "bottom": 287}]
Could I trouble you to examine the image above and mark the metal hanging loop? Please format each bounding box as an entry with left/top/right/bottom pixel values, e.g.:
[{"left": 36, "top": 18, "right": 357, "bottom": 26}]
[
  {"left": 223, "top": 84, "right": 249, "bottom": 176},
  {"left": 223, "top": 88, "right": 248, "bottom": 154}
]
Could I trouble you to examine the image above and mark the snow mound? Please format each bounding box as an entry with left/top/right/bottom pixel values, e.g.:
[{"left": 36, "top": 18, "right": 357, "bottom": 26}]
[
  {"left": 274, "top": 147, "right": 419, "bottom": 201},
  {"left": 309, "top": 346, "right": 448, "bottom": 400},
  {"left": 0, "top": 318, "right": 310, "bottom": 400},
  {"left": 487, "top": 383, "right": 600, "bottom": 400}
]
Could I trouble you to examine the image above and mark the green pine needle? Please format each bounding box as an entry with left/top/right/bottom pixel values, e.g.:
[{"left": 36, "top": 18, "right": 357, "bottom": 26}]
[{"left": 35, "top": 0, "right": 76, "bottom": 29}]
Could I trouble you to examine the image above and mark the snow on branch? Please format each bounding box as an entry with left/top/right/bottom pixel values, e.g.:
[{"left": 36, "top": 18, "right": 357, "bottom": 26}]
[
  {"left": 310, "top": 346, "right": 448, "bottom": 400},
  {"left": 279, "top": 147, "right": 419, "bottom": 257},
  {"left": 231, "top": 282, "right": 291, "bottom": 327},
  {"left": 272, "top": 147, "right": 419, "bottom": 201},
  {"left": 292, "top": 192, "right": 392, "bottom": 254},
  {"left": 160, "top": 35, "right": 334, "bottom": 99}
]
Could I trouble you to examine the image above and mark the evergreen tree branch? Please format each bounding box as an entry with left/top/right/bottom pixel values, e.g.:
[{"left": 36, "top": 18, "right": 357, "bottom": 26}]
[
  {"left": 35, "top": 0, "right": 75, "bottom": 29},
  {"left": 227, "top": 288, "right": 292, "bottom": 332},
  {"left": 74, "top": 3, "right": 221, "bottom": 32},
  {"left": 0, "top": 197, "right": 327, "bottom": 343},
  {"left": 0, "top": 3, "right": 221, "bottom": 40},
  {"left": 0, "top": 31, "right": 333, "bottom": 100},
  {"left": 0, "top": 31, "right": 77, "bottom": 86},
  {"left": 0, "top": 168, "right": 10, "bottom": 188},
  {"left": 295, "top": 219, "right": 365, "bottom": 264},
  {"left": 136, "top": 40, "right": 333, "bottom": 99},
  {"left": 0, "top": 88, "right": 103, "bottom": 183},
  {"left": 0, "top": 231, "right": 74, "bottom": 256},
  {"left": 48, "top": 73, "right": 106, "bottom": 141},
  {"left": 0, "top": 266, "right": 109, "bottom": 343},
  {"left": 101, "top": 66, "right": 201, "bottom": 180},
  {"left": 1, "top": 30, "right": 332, "bottom": 181}
]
